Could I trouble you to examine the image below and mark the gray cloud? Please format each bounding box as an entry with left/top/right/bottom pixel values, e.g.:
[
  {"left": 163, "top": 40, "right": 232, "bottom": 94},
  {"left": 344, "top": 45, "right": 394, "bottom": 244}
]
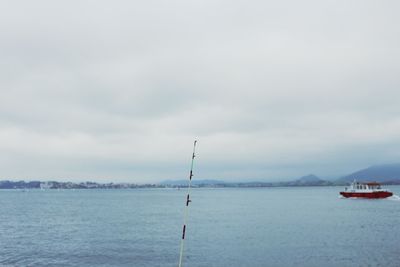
[{"left": 1, "top": 0, "right": 400, "bottom": 182}]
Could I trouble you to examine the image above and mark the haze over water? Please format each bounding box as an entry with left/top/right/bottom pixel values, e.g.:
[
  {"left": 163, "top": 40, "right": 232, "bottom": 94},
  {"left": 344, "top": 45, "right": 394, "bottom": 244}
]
[{"left": 1, "top": 186, "right": 400, "bottom": 267}]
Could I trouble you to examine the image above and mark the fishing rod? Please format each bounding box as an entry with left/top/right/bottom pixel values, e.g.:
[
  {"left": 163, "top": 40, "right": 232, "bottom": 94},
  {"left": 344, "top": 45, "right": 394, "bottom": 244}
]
[{"left": 178, "top": 140, "right": 197, "bottom": 267}]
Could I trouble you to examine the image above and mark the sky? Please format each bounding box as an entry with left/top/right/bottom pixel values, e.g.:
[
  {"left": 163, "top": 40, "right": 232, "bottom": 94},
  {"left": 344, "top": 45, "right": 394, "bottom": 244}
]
[{"left": 1, "top": 0, "right": 400, "bottom": 183}]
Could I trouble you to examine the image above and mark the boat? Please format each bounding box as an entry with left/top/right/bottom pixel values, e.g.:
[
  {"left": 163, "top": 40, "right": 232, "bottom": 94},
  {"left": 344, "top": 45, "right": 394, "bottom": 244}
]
[{"left": 340, "top": 180, "right": 393, "bottom": 199}]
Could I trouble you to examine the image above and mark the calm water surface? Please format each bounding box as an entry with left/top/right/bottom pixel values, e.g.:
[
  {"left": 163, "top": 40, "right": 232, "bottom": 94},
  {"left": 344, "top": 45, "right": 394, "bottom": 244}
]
[{"left": 1, "top": 186, "right": 400, "bottom": 267}]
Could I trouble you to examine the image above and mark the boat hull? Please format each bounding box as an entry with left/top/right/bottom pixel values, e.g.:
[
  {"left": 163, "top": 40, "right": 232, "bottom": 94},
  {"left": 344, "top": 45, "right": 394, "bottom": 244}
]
[{"left": 340, "top": 191, "right": 393, "bottom": 199}]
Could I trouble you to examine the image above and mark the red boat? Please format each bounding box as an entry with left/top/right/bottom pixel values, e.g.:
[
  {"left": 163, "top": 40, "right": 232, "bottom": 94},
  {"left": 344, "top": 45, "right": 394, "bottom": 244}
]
[{"left": 340, "top": 181, "right": 393, "bottom": 199}]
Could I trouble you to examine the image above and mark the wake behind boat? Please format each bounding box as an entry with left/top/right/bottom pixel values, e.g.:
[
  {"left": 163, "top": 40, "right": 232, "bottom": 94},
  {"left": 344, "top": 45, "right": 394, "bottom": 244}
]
[{"left": 340, "top": 180, "right": 393, "bottom": 199}]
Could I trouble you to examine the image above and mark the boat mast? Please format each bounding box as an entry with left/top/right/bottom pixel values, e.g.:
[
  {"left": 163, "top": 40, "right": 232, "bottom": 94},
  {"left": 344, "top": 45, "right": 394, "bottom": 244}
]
[{"left": 178, "top": 140, "right": 197, "bottom": 267}]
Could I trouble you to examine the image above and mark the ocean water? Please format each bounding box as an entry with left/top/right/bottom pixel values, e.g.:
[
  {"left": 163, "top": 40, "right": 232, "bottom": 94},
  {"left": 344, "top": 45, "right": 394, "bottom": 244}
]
[{"left": 1, "top": 186, "right": 400, "bottom": 267}]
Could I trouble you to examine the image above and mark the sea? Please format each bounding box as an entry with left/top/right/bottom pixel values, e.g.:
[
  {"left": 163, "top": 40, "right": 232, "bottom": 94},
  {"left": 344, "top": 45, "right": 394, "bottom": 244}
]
[{"left": 1, "top": 186, "right": 400, "bottom": 267}]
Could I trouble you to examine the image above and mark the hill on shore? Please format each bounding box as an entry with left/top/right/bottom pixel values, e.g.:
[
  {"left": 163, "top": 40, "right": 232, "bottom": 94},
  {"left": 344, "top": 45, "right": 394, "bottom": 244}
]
[
  {"left": 337, "top": 163, "right": 400, "bottom": 184},
  {"left": 294, "top": 174, "right": 326, "bottom": 185},
  {"left": 160, "top": 179, "right": 225, "bottom": 186}
]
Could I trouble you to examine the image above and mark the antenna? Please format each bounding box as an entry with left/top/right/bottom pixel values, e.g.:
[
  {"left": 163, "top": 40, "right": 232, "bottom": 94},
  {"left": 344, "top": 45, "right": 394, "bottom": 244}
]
[{"left": 178, "top": 140, "right": 197, "bottom": 267}]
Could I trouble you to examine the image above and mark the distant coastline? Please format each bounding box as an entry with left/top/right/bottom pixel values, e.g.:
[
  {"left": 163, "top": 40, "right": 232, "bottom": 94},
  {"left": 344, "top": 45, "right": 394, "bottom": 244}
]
[
  {"left": 0, "top": 179, "right": 339, "bottom": 190},
  {"left": 1, "top": 178, "right": 400, "bottom": 190},
  {"left": 2, "top": 163, "right": 400, "bottom": 189}
]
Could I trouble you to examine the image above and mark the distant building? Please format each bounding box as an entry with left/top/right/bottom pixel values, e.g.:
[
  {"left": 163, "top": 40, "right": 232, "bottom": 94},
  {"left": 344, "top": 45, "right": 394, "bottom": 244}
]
[{"left": 40, "top": 182, "right": 52, "bottom": 190}]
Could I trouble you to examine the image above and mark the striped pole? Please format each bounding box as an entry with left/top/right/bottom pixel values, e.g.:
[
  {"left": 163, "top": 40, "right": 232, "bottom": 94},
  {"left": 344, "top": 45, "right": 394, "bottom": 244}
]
[{"left": 178, "top": 140, "right": 197, "bottom": 267}]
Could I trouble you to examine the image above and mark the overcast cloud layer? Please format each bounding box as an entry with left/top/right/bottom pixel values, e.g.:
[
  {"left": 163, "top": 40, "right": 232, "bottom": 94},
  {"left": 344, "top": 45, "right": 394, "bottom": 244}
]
[{"left": 1, "top": 0, "right": 400, "bottom": 182}]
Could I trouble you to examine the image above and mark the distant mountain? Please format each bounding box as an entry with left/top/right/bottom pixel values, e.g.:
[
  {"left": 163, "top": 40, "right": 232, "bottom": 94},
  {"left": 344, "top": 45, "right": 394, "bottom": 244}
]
[
  {"left": 161, "top": 176, "right": 334, "bottom": 187},
  {"left": 338, "top": 163, "right": 400, "bottom": 184},
  {"left": 160, "top": 179, "right": 226, "bottom": 186},
  {"left": 297, "top": 174, "right": 322, "bottom": 183},
  {"left": 283, "top": 174, "right": 332, "bottom": 186}
]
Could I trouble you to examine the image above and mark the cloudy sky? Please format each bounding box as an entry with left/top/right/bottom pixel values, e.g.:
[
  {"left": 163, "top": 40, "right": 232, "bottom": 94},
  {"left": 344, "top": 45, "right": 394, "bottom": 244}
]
[{"left": 1, "top": 0, "right": 399, "bottom": 183}]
